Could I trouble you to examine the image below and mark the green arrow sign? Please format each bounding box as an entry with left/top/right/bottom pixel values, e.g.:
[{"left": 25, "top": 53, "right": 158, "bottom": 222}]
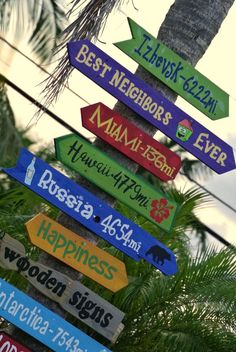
[
  {"left": 114, "top": 18, "right": 229, "bottom": 120},
  {"left": 55, "top": 134, "right": 178, "bottom": 232}
]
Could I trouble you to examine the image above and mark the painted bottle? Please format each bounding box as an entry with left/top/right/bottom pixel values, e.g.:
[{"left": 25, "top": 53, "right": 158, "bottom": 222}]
[{"left": 24, "top": 157, "right": 36, "bottom": 185}]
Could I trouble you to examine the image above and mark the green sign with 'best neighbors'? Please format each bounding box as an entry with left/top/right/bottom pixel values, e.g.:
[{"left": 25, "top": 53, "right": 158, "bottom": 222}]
[{"left": 114, "top": 18, "right": 229, "bottom": 120}]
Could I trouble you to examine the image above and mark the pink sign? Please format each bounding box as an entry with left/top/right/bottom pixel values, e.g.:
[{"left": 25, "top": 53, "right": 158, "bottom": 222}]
[{"left": 0, "top": 332, "right": 31, "bottom": 352}]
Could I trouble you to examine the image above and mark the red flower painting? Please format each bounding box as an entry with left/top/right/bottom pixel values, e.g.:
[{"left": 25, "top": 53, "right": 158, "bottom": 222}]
[{"left": 150, "top": 198, "right": 174, "bottom": 224}]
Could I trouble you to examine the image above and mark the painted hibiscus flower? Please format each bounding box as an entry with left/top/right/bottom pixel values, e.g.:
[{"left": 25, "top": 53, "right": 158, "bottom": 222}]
[{"left": 150, "top": 198, "right": 174, "bottom": 223}]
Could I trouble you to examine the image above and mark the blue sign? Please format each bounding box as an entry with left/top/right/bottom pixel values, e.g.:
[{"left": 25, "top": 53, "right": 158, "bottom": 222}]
[
  {"left": 0, "top": 278, "right": 110, "bottom": 352},
  {"left": 3, "top": 148, "right": 177, "bottom": 276},
  {"left": 67, "top": 40, "right": 236, "bottom": 175}
]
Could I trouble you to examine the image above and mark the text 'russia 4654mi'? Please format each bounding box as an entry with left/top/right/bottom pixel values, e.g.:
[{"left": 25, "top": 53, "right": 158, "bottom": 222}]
[{"left": 3, "top": 148, "right": 178, "bottom": 276}]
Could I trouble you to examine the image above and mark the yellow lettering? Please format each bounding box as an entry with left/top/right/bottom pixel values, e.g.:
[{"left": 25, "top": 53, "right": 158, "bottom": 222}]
[
  {"left": 209, "top": 145, "right": 221, "bottom": 159},
  {"left": 107, "top": 122, "right": 118, "bottom": 135},
  {"left": 153, "top": 106, "right": 165, "bottom": 121},
  {"left": 205, "top": 140, "right": 215, "bottom": 154},
  {"left": 160, "top": 164, "right": 172, "bottom": 176},
  {"left": 134, "top": 90, "right": 147, "bottom": 105},
  {"left": 109, "top": 70, "right": 126, "bottom": 87},
  {"left": 93, "top": 57, "right": 103, "bottom": 72},
  {"left": 193, "top": 133, "right": 209, "bottom": 151},
  {"left": 163, "top": 111, "right": 173, "bottom": 125},
  {"left": 121, "top": 131, "right": 140, "bottom": 150},
  {"left": 89, "top": 105, "right": 114, "bottom": 133},
  {"left": 84, "top": 51, "right": 96, "bottom": 67},
  {"left": 109, "top": 125, "right": 122, "bottom": 140},
  {"left": 100, "top": 62, "right": 112, "bottom": 78},
  {"left": 118, "top": 77, "right": 130, "bottom": 93},
  {"left": 142, "top": 96, "right": 152, "bottom": 111},
  {"left": 125, "top": 82, "right": 136, "bottom": 97},
  {"left": 75, "top": 44, "right": 89, "bottom": 63},
  {"left": 216, "top": 152, "right": 227, "bottom": 166},
  {"left": 149, "top": 102, "right": 158, "bottom": 114},
  {"left": 129, "top": 86, "right": 139, "bottom": 99}
]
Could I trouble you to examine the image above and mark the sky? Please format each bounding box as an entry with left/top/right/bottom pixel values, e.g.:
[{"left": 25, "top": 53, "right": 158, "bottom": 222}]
[{"left": 0, "top": 0, "right": 236, "bottom": 252}]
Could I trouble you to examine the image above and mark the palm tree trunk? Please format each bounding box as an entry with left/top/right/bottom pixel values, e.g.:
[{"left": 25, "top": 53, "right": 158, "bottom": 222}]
[{"left": 12, "top": 0, "right": 235, "bottom": 350}]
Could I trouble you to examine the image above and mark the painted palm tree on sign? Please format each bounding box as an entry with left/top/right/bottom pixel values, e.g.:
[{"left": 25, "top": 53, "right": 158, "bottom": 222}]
[{"left": 0, "top": 0, "right": 66, "bottom": 164}]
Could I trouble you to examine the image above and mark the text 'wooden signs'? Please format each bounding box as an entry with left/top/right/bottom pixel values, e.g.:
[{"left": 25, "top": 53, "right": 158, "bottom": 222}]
[
  {"left": 114, "top": 18, "right": 229, "bottom": 120},
  {"left": 3, "top": 148, "right": 178, "bottom": 276},
  {"left": 0, "top": 233, "right": 125, "bottom": 342},
  {"left": 81, "top": 102, "right": 181, "bottom": 181},
  {"left": 0, "top": 278, "right": 111, "bottom": 352},
  {"left": 55, "top": 134, "right": 178, "bottom": 232},
  {"left": 25, "top": 213, "right": 128, "bottom": 292},
  {"left": 67, "top": 40, "right": 236, "bottom": 174},
  {"left": 0, "top": 332, "right": 31, "bottom": 352}
]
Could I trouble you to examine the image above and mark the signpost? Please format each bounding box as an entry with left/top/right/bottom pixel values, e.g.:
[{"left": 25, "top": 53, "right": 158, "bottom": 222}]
[
  {"left": 3, "top": 148, "right": 178, "bottom": 276},
  {"left": 67, "top": 40, "right": 236, "bottom": 174},
  {"left": 0, "top": 332, "right": 31, "bottom": 352},
  {"left": 81, "top": 102, "right": 181, "bottom": 181},
  {"left": 0, "top": 233, "right": 125, "bottom": 342},
  {"left": 0, "top": 278, "right": 111, "bottom": 352},
  {"left": 55, "top": 133, "right": 178, "bottom": 231},
  {"left": 24, "top": 213, "right": 128, "bottom": 292},
  {"left": 114, "top": 18, "right": 229, "bottom": 120}
]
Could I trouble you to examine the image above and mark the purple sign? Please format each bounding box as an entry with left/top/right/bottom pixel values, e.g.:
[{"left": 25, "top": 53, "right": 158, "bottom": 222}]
[{"left": 67, "top": 40, "right": 236, "bottom": 174}]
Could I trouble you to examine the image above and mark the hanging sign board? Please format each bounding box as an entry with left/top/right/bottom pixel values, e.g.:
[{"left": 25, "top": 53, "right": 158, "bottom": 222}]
[
  {"left": 0, "top": 278, "right": 111, "bottom": 352},
  {"left": 3, "top": 148, "right": 178, "bottom": 276},
  {"left": 55, "top": 134, "right": 178, "bottom": 231},
  {"left": 81, "top": 102, "right": 181, "bottom": 181},
  {"left": 0, "top": 332, "right": 31, "bottom": 352},
  {"left": 0, "top": 233, "right": 125, "bottom": 342},
  {"left": 24, "top": 213, "right": 128, "bottom": 292},
  {"left": 114, "top": 18, "right": 229, "bottom": 120},
  {"left": 67, "top": 40, "right": 236, "bottom": 174}
]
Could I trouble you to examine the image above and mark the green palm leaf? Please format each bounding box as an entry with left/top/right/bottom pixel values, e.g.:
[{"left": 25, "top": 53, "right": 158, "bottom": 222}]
[
  {"left": 112, "top": 247, "right": 236, "bottom": 351},
  {"left": 0, "top": 0, "right": 66, "bottom": 62}
]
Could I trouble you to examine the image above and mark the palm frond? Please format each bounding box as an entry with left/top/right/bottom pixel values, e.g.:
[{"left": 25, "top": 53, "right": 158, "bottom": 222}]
[
  {"left": 42, "top": 0, "right": 124, "bottom": 106},
  {"left": 28, "top": 0, "right": 67, "bottom": 63},
  {"left": 0, "top": 0, "right": 66, "bottom": 62},
  {"left": 113, "top": 247, "right": 236, "bottom": 351}
]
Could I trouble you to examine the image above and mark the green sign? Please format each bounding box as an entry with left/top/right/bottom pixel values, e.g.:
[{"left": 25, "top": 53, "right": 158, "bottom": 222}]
[
  {"left": 114, "top": 18, "right": 229, "bottom": 120},
  {"left": 55, "top": 134, "right": 178, "bottom": 232}
]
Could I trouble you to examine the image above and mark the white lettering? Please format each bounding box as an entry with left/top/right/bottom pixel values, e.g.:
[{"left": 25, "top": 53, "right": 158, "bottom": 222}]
[{"left": 38, "top": 170, "right": 53, "bottom": 189}]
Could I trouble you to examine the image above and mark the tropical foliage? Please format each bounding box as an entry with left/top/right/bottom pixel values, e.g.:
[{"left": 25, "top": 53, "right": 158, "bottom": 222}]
[
  {"left": 0, "top": 0, "right": 66, "bottom": 164},
  {"left": 1, "top": 1, "right": 236, "bottom": 351},
  {"left": 0, "top": 0, "right": 66, "bottom": 62},
  {"left": 1, "top": 141, "right": 236, "bottom": 351}
]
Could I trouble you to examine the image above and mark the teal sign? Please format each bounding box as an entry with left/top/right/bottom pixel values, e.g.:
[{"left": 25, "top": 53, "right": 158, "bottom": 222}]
[
  {"left": 114, "top": 18, "right": 229, "bottom": 120},
  {"left": 0, "top": 278, "right": 110, "bottom": 352}
]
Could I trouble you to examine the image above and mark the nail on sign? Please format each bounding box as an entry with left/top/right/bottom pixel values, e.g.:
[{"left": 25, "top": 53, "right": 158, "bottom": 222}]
[
  {"left": 114, "top": 18, "right": 229, "bottom": 120},
  {"left": 3, "top": 148, "right": 177, "bottom": 276},
  {"left": 81, "top": 102, "right": 181, "bottom": 181},
  {"left": 0, "top": 332, "right": 31, "bottom": 352},
  {"left": 67, "top": 40, "right": 236, "bottom": 174},
  {"left": 25, "top": 213, "right": 128, "bottom": 292},
  {"left": 0, "top": 278, "right": 111, "bottom": 352},
  {"left": 55, "top": 134, "right": 178, "bottom": 232},
  {"left": 0, "top": 233, "right": 125, "bottom": 342}
]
